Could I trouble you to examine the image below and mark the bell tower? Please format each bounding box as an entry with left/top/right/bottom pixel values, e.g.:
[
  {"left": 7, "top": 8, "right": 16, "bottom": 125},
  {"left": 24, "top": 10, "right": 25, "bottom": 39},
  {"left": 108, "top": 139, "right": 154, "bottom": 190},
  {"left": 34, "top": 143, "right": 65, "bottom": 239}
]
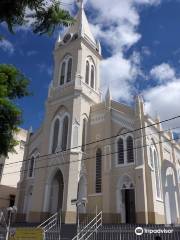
[
  {"left": 48, "top": 0, "right": 102, "bottom": 104},
  {"left": 44, "top": 0, "right": 102, "bottom": 223}
]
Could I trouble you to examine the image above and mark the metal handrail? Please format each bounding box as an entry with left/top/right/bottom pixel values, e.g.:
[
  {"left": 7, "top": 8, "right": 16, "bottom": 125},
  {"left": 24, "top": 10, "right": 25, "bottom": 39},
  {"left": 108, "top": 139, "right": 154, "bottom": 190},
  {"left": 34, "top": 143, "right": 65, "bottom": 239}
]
[
  {"left": 79, "top": 212, "right": 102, "bottom": 233},
  {"left": 37, "top": 212, "right": 58, "bottom": 229},
  {"left": 72, "top": 211, "right": 102, "bottom": 240}
]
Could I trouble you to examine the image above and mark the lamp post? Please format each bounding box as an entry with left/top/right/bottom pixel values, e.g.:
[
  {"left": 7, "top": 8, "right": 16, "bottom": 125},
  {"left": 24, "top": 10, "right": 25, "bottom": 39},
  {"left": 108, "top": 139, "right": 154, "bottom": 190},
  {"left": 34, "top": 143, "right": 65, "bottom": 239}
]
[
  {"left": 71, "top": 198, "right": 87, "bottom": 240},
  {"left": 5, "top": 206, "right": 17, "bottom": 240}
]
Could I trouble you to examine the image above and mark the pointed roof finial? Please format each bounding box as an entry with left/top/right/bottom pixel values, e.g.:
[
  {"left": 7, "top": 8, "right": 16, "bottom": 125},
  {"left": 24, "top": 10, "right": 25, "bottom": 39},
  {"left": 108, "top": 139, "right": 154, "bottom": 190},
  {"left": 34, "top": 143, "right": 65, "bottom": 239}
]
[
  {"left": 105, "top": 86, "right": 111, "bottom": 109},
  {"left": 106, "top": 87, "right": 111, "bottom": 101},
  {"left": 77, "top": 0, "right": 84, "bottom": 9}
]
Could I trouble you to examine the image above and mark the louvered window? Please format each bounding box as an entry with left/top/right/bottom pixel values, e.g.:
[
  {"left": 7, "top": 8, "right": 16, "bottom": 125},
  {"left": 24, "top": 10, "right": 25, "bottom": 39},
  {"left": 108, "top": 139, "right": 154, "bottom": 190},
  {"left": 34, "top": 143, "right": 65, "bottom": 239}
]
[
  {"left": 29, "top": 156, "right": 35, "bottom": 178},
  {"left": 91, "top": 65, "right": 95, "bottom": 89},
  {"left": 60, "top": 62, "right": 66, "bottom": 85},
  {"left": 67, "top": 58, "right": 72, "bottom": 82},
  {"left": 96, "top": 149, "right": 102, "bottom": 193},
  {"left": 52, "top": 119, "right": 60, "bottom": 153},
  {"left": 127, "top": 136, "right": 134, "bottom": 163},
  {"left": 118, "top": 138, "right": 124, "bottom": 164},
  {"left": 61, "top": 116, "right": 69, "bottom": 151},
  {"left": 85, "top": 61, "right": 90, "bottom": 84}
]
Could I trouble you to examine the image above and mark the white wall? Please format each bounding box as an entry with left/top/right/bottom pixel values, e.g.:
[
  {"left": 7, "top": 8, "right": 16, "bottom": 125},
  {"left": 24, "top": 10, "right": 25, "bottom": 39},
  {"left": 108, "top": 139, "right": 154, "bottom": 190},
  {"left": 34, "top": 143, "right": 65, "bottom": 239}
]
[{"left": 0, "top": 128, "right": 27, "bottom": 187}]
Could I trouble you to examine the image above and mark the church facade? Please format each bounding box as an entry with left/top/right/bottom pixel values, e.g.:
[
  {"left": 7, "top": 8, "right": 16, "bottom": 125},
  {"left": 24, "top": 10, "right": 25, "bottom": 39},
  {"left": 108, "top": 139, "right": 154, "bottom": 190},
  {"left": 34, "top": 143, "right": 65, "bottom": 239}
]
[{"left": 16, "top": 3, "right": 180, "bottom": 225}]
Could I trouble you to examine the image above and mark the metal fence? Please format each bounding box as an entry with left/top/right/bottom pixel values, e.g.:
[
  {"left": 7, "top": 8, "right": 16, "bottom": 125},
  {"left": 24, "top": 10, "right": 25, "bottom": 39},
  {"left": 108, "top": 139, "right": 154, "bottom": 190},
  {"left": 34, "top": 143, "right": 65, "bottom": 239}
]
[
  {"left": 0, "top": 231, "right": 5, "bottom": 240},
  {"left": 84, "top": 224, "right": 180, "bottom": 240}
]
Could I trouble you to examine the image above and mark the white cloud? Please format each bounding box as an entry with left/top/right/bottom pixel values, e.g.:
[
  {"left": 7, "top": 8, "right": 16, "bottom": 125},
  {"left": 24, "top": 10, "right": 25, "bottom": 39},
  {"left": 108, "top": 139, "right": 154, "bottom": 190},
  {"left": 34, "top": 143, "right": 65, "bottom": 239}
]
[
  {"left": 141, "top": 46, "right": 151, "bottom": 56},
  {"left": 37, "top": 63, "right": 52, "bottom": 76},
  {"left": 85, "top": 0, "right": 161, "bottom": 101},
  {"left": 0, "top": 39, "right": 14, "bottom": 55},
  {"left": 144, "top": 64, "right": 180, "bottom": 132},
  {"left": 101, "top": 53, "right": 140, "bottom": 101},
  {"left": 150, "top": 63, "right": 175, "bottom": 83},
  {"left": 27, "top": 50, "right": 38, "bottom": 56}
]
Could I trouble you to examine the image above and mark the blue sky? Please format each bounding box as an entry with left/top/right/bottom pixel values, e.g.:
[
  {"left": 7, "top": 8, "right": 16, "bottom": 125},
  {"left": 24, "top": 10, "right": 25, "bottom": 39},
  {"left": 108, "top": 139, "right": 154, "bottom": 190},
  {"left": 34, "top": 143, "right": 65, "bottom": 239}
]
[{"left": 0, "top": 0, "right": 180, "bottom": 132}]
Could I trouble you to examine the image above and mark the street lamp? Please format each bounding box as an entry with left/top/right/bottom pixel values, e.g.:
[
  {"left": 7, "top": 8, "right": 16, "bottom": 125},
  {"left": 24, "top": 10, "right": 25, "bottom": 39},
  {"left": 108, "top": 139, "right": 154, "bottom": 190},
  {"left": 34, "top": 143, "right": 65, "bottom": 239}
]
[{"left": 71, "top": 197, "right": 87, "bottom": 239}]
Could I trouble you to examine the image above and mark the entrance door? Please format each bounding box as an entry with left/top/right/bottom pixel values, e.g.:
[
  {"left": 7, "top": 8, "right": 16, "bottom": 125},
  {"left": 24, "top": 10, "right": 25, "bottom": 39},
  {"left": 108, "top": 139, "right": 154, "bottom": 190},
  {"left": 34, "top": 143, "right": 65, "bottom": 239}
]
[
  {"left": 123, "top": 189, "right": 136, "bottom": 223},
  {"left": 49, "top": 170, "right": 64, "bottom": 214}
]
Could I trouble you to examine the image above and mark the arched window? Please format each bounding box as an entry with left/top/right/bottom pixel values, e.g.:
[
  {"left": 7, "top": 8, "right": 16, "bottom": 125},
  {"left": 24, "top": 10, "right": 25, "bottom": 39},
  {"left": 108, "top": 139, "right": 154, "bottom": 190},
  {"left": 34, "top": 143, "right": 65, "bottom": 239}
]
[
  {"left": 154, "top": 150, "right": 162, "bottom": 199},
  {"left": 28, "top": 156, "right": 35, "bottom": 178},
  {"left": 90, "top": 65, "right": 95, "bottom": 89},
  {"left": 85, "top": 61, "right": 90, "bottom": 84},
  {"left": 96, "top": 149, "right": 102, "bottom": 193},
  {"left": 67, "top": 58, "right": 72, "bottom": 82},
  {"left": 61, "top": 116, "right": 69, "bottom": 151},
  {"left": 126, "top": 136, "right": 134, "bottom": 163},
  {"left": 117, "top": 138, "right": 124, "bottom": 164},
  {"left": 178, "top": 169, "right": 180, "bottom": 183},
  {"left": 52, "top": 119, "right": 60, "bottom": 153},
  {"left": 60, "top": 62, "right": 66, "bottom": 85},
  {"left": 150, "top": 147, "right": 154, "bottom": 169},
  {"left": 81, "top": 118, "right": 87, "bottom": 152}
]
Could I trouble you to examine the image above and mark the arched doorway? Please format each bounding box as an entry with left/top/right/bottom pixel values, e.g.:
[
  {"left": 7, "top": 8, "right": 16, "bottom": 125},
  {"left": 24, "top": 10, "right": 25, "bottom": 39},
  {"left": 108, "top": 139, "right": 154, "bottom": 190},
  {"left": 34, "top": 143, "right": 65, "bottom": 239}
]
[
  {"left": 117, "top": 175, "right": 136, "bottom": 224},
  {"left": 49, "top": 170, "right": 64, "bottom": 214},
  {"left": 78, "top": 175, "right": 87, "bottom": 213},
  {"left": 162, "top": 163, "right": 180, "bottom": 224}
]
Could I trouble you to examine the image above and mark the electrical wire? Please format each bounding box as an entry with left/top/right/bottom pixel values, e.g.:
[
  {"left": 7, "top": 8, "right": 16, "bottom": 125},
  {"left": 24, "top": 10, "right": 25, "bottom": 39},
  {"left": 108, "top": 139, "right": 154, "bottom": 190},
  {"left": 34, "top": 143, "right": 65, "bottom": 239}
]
[
  {"left": 1, "top": 115, "right": 180, "bottom": 169},
  {"left": 2, "top": 133, "right": 180, "bottom": 177}
]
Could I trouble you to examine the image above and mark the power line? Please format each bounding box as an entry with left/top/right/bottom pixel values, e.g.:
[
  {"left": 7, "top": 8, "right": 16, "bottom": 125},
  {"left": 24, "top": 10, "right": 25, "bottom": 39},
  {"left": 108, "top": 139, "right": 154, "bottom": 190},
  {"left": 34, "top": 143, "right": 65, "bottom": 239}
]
[
  {"left": 4, "top": 134, "right": 180, "bottom": 192},
  {"left": 2, "top": 124, "right": 180, "bottom": 172},
  {"left": 2, "top": 115, "right": 180, "bottom": 169},
  {"left": 2, "top": 134, "right": 180, "bottom": 177}
]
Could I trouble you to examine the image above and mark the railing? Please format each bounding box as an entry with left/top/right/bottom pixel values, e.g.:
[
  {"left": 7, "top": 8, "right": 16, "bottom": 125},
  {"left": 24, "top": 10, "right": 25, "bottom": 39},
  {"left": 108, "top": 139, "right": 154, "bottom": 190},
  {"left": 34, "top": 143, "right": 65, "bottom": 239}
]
[
  {"left": 79, "top": 224, "right": 180, "bottom": 240},
  {"left": 72, "top": 211, "right": 102, "bottom": 240},
  {"left": 37, "top": 211, "right": 61, "bottom": 240}
]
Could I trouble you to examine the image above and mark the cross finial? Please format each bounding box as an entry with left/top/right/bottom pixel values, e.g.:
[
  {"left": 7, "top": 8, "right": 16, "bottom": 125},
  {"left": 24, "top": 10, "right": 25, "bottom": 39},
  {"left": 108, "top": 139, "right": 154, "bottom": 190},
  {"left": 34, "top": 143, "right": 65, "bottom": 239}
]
[{"left": 77, "top": 0, "right": 84, "bottom": 9}]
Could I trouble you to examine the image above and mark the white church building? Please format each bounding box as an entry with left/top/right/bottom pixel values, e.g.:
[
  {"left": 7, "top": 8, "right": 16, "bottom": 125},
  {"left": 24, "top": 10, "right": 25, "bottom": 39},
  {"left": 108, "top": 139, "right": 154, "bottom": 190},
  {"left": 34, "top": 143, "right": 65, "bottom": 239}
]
[{"left": 16, "top": 1, "right": 180, "bottom": 225}]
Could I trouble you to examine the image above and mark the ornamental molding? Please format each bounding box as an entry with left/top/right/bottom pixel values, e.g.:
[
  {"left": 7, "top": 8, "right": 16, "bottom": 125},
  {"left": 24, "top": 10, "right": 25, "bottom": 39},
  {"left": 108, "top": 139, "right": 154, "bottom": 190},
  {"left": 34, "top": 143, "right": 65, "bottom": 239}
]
[
  {"left": 91, "top": 112, "right": 105, "bottom": 125},
  {"left": 112, "top": 110, "right": 134, "bottom": 130}
]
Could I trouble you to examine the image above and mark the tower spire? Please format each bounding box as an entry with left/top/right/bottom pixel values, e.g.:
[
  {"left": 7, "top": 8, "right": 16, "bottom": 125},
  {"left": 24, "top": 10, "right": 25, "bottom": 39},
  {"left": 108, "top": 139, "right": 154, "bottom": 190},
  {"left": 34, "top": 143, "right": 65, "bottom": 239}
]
[
  {"left": 62, "top": 0, "right": 96, "bottom": 45},
  {"left": 77, "top": 0, "right": 84, "bottom": 9}
]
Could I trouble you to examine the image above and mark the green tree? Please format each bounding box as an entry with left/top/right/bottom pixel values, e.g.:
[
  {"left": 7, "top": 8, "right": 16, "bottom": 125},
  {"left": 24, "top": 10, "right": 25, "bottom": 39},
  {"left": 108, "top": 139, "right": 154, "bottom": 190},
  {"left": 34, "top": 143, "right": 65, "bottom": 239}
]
[
  {"left": 0, "top": 0, "right": 73, "bottom": 36},
  {"left": 0, "top": 64, "right": 30, "bottom": 157},
  {"left": 0, "top": 1, "right": 74, "bottom": 157}
]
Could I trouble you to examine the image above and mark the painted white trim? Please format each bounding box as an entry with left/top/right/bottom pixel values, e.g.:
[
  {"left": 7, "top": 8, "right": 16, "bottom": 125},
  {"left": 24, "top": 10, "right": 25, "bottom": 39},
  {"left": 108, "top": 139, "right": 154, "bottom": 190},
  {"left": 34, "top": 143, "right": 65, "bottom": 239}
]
[
  {"left": 43, "top": 167, "right": 65, "bottom": 213},
  {"left": 60, "top": 112, "right": 71, "bottom": 151},
  {"left": 59, "top": 55, "right": 73, "bottom": 86},
  {"left": 27, "top": 153, "right": 39, "bottom": 179},
  {"left": 49, "top": 115, "right": 61, "bottom": 154},
  {"left": 153, "top": 148, "right": 163, "bottom": 201},
  {"left": 148, "top": 146, "right": 154, "bottom": 171},
  {"left": 85, "top": 56, "right": 96, "bottom": 90},
  {"left": 116, "top": 175, "right": 136, "bottom": 223},
  {"left": 49, "top": 112, "right": 70, "bottom": 154},
  {"left": 115, "top": 134, "right": 135, "bottom": 167}
]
